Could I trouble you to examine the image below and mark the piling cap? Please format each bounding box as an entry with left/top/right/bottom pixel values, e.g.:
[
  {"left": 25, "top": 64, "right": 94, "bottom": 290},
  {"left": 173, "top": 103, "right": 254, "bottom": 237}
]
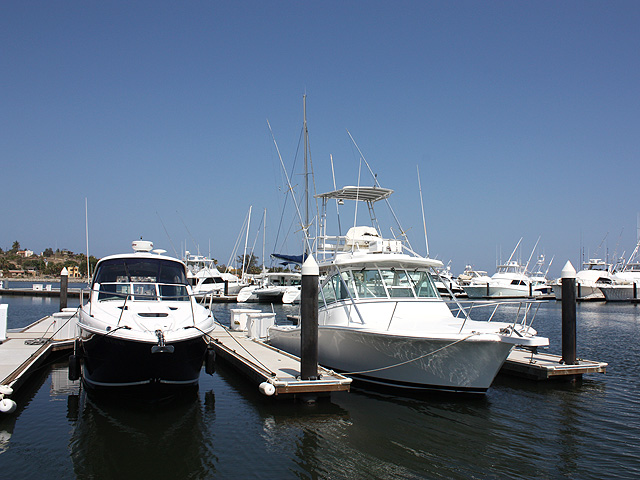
[
  {"left": 60, "top": 267, "right": 69, "bottom": 276},
  {"left": 301, "top": 254, "right": 319, "bottom": 276},
  {"left": 561, "top": 261, "right": 576, "bottom": 279}
]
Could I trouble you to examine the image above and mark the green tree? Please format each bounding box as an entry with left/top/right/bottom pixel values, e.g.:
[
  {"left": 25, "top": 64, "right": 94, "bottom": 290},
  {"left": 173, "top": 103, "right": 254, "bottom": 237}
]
[
  {"left": 43, "top": 248, "right": 54, "bottom": 257},
  {"left": 10, "top": 241, "right": 20, "bottom": 253},
  {"left": 236, "top": 254, "right": 260, "bottom": 275}
]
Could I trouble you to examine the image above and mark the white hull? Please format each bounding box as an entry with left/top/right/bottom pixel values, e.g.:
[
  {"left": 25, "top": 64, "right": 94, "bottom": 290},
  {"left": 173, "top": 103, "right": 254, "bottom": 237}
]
[
  {"left": 464, "top": 284, "right": 541, "bottom": 299},
  {"left": 551, "top": 283, "right": 604, "bottom": 300},
  {"left": 599, "top": 284, "right": 640, "bottom": 301},
  {"left": 237, "top": 285, "right": 300, "bottom": 304},
  {"left": 269, "top": 325, "right": 513, "bottom": 392}
]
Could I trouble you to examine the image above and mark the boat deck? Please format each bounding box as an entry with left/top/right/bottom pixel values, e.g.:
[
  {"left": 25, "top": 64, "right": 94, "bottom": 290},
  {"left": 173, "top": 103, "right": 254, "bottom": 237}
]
[
  {"left": 502, "top": 348, "right": 608, "bottom": 380},
  {"left": 208, "top": 325, "right": 352, "bottom": 396}
]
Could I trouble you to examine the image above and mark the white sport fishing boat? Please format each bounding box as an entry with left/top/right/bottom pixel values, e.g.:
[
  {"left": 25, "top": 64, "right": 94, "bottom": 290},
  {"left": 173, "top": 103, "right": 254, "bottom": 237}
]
[
  {"left": 599, "top": 240, "right": 640, "bottom": 301},
  {"left": 75, "top": 240, "right": 216, "bottom": 393},
  {"left": 463, "top": 239, "right": 548, "bottom": 299},
  {"left": 551, "top": 258, "right": 613, "bottom": 300},
  {"left": 269, "top": 186, "right": 548, "bottom": 393},
  {"left": 236, "top": 272, "right": 301, "bottom": 304}
]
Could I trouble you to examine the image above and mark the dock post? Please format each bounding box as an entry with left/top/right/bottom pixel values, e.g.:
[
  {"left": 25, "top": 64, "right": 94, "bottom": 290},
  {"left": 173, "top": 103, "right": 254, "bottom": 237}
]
[
  {"left": 224, "top": 280, "right": 229, "bottom": 296},
  {"left": 560, "top": 261, "right": 577, "bottom": 370},
  {"left": 60, "top": 267, "right": 69, "bottom": 311},
  {"left": 300, "top": 255, "right": 319, "bottom": 381}
]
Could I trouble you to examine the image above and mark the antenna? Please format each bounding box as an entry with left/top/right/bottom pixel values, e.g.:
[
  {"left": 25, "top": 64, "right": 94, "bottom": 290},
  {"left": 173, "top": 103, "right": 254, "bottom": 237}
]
[
  {"left": 85, "top": 198, "right": 90, "bottom": 283},
  {"left": 330, "top": 154, "right": 342, "bottom": 236},
  {"left": 156, "top": 211, "right": 179, "bottom": 258},
  {"left": 525, "top": 236, "right": 541, "bottom": 272},
  {"left": 416, "top": 165, "right": 429, "bottom": 257},
  {"left": 346, "top": 129, "right": 413, "bottom": 251}
]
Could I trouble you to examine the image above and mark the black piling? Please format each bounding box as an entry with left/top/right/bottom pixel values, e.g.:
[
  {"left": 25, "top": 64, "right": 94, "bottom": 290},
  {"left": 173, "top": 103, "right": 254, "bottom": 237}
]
[
  {"left": 300, "top": 255, "right": 319, "bottom": 382},
  {"left": 60, "top": 267, "right": 69, "bottom": 311},
  {"left": 560, "top": 261, "right": 578, "bottom": 378}
]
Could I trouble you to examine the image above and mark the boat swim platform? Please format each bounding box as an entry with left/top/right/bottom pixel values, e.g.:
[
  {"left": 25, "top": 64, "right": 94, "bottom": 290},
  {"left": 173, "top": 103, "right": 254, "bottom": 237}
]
[
  {"left": 501, "top": 348, "right": 608, "bottom": 380},
  {"left": 208, "top": 325, "right": 352, "bottom": 397},
  {"left": 1, "top": 310, "right": 78, "bottom": 392}
]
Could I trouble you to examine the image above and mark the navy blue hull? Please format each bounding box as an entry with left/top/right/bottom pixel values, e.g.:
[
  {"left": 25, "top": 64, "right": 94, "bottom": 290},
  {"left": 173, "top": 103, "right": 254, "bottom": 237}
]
[{"left": 80, "top": 332, "right": 208, "bottom": 392}]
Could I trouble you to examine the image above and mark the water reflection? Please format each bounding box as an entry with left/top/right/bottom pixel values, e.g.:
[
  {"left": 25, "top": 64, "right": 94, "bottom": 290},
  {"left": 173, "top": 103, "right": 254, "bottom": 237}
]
[{"left": 69, "top": 387, "right": 217, "bottom": 478}]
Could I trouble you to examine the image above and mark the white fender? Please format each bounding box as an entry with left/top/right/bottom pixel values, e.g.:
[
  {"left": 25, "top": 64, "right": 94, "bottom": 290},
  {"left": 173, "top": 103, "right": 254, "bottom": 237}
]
[
  {"left": 259, "top": 382, "right": 275, "bottom": 396},
  {"left": 0, "top": 398, "right": 17, "bottom": 414},
  {"left": 0, "top": 385, "right": 13, "bottom": 395}
]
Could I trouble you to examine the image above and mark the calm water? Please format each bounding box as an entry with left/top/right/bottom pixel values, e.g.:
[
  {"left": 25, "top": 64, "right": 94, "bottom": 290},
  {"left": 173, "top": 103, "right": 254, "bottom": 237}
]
[{"left": 1, "top": 296, "right": 639, "bottom": 479}]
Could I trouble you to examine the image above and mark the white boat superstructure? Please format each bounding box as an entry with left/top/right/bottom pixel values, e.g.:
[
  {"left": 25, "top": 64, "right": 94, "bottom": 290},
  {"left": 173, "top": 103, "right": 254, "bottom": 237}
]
[
  {"left": 457, "top": 265, "right": 491, "bottom": 286},
  {"left": 269, "top": 185, "right": 548, "bottom": 393},
  {"left": 551, "top": 258, "right": 614, "bottom": 300},
  {"left": 599, "top": 240, "right": 640, "bottom": 301},
  {"left": 433, "top": 264, "right": 466, "bottom": 297},
  {"left": 236, "top": 272, "right": 301, "bottom": 304},
  {"left": 463, "top": 240, "right": 549, "bottom": 299}
]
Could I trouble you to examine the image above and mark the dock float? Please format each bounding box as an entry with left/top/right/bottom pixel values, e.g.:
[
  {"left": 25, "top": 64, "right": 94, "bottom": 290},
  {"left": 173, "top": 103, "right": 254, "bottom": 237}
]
[
  {"left": 208, "top": 324, "right": 352, "bottom": 397},
  {"left": 501, "top": 347, "right": 608, "bottom": 380},
  {"left": 1, "top": 309, "right": 78, "bottom": 393}
]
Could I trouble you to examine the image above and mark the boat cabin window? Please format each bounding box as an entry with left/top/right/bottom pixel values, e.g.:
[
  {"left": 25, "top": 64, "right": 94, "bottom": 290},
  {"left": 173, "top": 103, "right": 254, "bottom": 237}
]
[
  {"left": 320, "top": 268, "right": 438, "bottom": 304},
  {"left": 406, "top": 271, "right": 438, "bottom": 298}
]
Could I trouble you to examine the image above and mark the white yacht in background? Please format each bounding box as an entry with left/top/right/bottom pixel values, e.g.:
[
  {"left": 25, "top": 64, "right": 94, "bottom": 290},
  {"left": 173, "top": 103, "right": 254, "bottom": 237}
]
[
  {"left": 433, "top": 264, "right": 465, "bottom": 297},
  {"left": 457, "top": 265, "right": 492, "bottom": 286},
  {"left": 184, "top": 252, "right": 246, "bottom": 298},
  {"left": 236, "top": 272, "right": 301, "bottom": 304},
  {"left": 599, "top": 240, "right": 640, "bottom": 301},
  {"left": 551, "top": 258, "right": 613, "bottom": 300},
  {"left": 463, "top": 239, "right": 547, "bottom": 299},
  {"left": 269, "top": 185, "right": 548, "bottom": 393},
  {"left": 76, "top": 241, "right": 215, "bottom": 393}
]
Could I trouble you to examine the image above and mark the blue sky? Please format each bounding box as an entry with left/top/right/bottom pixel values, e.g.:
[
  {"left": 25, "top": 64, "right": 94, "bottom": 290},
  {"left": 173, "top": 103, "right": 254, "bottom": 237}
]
[{"left": 2, "top": 1, "right": 639, "bottom": 277}]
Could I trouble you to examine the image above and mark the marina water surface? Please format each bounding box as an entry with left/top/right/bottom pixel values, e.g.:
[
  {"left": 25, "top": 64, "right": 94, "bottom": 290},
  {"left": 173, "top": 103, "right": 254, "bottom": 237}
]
[{"left": 0, "top": 297, "right": 639, "bottom": 479}]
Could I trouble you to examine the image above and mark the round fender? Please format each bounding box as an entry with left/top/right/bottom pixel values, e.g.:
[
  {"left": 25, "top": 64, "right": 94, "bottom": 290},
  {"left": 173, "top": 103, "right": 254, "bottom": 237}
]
[
  {"left": 68, "top": 354, "right": 80, "bottom": 381},
  {"left": 205, "top": 349, "right": 216, "bottom": 375},
  {"left": 0, "top": 398, "right": 17, "bottom": 414}
]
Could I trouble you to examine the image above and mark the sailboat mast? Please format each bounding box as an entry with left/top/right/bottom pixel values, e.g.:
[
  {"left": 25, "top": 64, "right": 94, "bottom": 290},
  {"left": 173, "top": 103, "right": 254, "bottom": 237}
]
[{"left": 303, "top": 94, "right": 309, "bottom": 256}]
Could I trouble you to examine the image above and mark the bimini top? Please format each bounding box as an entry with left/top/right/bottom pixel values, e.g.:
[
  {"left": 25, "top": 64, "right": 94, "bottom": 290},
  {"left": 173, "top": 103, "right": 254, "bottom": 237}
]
[{"left": 316, "top": 186, "right": 393, "bottom": 203}]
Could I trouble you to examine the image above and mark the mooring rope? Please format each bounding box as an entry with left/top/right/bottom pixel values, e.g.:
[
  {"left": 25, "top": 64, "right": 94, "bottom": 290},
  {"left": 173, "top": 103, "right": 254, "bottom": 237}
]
[
  {"left": 340, "top": 333, "right": 479, "bottom": 376},
  {"left": 187, "top": 323, "right": 278, "bottom": 377},
  {"left": 24, "top": 306, "right": 82, "bottom": 346}
]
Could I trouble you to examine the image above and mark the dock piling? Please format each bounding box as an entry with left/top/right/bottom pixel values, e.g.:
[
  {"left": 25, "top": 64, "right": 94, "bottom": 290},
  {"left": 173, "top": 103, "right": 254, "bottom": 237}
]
[
  {"left": 300, "top": 255, "right": 319, "bottom": 381},
  {"left": 59, "top": 267, "right": 69, "bottom": 311},
  {"left": 561, "top": 261, "right": 577, "bottom": 368}
]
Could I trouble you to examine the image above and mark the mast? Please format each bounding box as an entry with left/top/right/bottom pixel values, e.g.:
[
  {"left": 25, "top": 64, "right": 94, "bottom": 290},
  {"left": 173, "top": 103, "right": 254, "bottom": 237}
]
[{"left": 303, "top": 94, "right": 309, "bottom": 256}]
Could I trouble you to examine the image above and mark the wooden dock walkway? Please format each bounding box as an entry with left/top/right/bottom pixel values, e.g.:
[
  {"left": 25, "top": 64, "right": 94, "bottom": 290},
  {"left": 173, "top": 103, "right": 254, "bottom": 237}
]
[
  {"left": 502, "top": 347, "right": 608, "bottom": 380},
  {"left": 0, "top": 309, "right": 78, "bottom": 391},
  {"left": 209, "top": 324, "right": 352, "bottom": 396}
]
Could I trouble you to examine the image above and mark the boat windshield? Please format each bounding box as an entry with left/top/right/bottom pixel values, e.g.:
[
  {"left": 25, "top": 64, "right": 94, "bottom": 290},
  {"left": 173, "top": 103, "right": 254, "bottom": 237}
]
[
  {"left": 93, "top": 257, "right": 189, "bottom": 301},
  {"left": 320, "top": 268, "right": 438, "bottom": 304}
]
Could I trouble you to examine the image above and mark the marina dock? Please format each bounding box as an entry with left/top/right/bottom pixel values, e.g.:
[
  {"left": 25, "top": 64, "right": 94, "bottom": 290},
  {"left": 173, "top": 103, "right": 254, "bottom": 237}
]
[
  {"left": 0, "top": 285, "right": 83, "bottom": 298},
  {"left": 209, "top": 325, "right": 352, "bottom": 396},
  {"left": 502, "top": 347, "right": 608, "bottom": 380},
  {"left": 0, "top": 309, "right": 78, "bottom": 391},
  {"left": 0, "top": 311, "right": 351, "bottom": 401}
]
